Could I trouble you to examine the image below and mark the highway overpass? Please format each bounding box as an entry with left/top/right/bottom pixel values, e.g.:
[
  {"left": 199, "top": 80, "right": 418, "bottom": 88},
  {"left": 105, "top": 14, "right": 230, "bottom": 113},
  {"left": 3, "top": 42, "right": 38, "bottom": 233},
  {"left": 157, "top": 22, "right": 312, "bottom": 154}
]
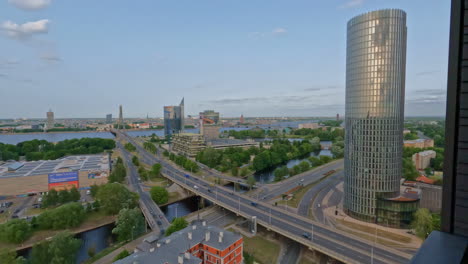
[{"left": 114, "top": 130, "right": 413, "bottom": 264}]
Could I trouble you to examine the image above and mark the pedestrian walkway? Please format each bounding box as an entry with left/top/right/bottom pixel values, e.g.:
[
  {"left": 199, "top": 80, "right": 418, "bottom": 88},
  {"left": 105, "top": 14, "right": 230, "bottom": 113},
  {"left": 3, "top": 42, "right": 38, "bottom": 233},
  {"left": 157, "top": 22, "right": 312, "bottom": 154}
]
[{"left": 93, "top": 232, "right": 155, "bottom": 264}]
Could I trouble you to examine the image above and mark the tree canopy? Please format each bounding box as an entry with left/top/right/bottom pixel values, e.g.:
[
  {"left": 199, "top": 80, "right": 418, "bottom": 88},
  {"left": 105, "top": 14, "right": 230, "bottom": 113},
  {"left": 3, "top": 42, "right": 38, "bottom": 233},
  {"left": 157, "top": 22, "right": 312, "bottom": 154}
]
[
  {"left": 0, "top": 219, "right": 32, "bottom": 244},
  {"left": 30, "top": 231, "right": 81, "bottom": 264},
  {"left": 0, "top": 138, "right": 115, "bottom": 161},
  {"left": 150, "top": 186, "right": 169, "bottom": 204},
  {"left": 36, "top": 202, "right": 86, "bottom": 230},
  {"left": 112, "top": 208, "right": 146, "bottom": 241},
  {"left": 96, "top": 183, "right": 139, "bottom": 215},
  {"left": 165, "top": 217, "right": 188, "bottom": 236}
]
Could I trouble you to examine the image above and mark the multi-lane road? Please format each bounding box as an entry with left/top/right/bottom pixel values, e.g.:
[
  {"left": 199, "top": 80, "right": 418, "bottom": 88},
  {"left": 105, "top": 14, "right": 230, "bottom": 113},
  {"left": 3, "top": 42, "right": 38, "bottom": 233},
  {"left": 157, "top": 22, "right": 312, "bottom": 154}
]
[
  {"left": 259, "top": 159, "right": 344, "bottom": 200},
  {"left": 115, "top": 130, "right": 412, "bottom": 264}
]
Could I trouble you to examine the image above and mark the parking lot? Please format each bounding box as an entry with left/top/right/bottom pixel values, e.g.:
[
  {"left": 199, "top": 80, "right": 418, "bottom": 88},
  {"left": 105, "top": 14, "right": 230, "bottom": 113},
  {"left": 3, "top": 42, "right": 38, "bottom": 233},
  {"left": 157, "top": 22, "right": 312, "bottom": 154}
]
[{"left": 0, "top": 189, "right": 95, "bottom": 223}]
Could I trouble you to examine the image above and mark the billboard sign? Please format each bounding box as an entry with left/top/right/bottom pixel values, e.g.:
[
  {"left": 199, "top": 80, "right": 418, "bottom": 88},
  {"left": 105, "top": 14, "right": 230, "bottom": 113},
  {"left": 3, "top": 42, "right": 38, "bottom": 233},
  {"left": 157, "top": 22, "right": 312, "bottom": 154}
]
[
  {"left": 48, "top": 171, "right": 79, "bottom": 183},
  {"left": 48, "top": 171, "right": 79, "bottom": 191}
]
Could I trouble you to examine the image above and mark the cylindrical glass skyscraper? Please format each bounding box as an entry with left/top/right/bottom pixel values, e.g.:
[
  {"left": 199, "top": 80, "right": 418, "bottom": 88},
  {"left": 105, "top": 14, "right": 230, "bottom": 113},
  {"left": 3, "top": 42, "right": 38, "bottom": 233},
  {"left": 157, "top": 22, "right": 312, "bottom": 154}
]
[{"left": 344, "top": 9, "right": 407, "bottom": 222}]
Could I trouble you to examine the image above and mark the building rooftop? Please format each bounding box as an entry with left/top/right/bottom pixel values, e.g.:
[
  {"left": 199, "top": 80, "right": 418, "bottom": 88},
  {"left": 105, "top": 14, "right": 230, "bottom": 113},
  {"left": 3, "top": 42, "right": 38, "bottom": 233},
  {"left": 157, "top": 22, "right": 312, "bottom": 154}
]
[
  {"left": 404, "top": 139, "right": 432, "bottom": 144},
  {"left": 416, "top": 175, "right": 436, "bottom": 185},
  {"left": 386, "top": 187, "right": 421, "bottom": 202},
  {"left": 417, "top": 150, "right": 436, "bottom": 157},
  {"left": 209, "top": 138, "right": 256, "bottom": 146},
  {"left": 0, "top": 154, "right": 109, "bottom": 178},
  {"left": 116, "top": 221, "right": 242, "bottom": 264}
]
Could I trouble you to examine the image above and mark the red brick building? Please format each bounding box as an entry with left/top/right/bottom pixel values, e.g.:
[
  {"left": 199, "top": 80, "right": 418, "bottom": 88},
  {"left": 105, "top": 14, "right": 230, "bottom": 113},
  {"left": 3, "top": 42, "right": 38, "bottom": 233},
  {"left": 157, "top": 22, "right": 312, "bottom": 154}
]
[{"left": 118, "top": 220, "right": 243, "bottom": 264}]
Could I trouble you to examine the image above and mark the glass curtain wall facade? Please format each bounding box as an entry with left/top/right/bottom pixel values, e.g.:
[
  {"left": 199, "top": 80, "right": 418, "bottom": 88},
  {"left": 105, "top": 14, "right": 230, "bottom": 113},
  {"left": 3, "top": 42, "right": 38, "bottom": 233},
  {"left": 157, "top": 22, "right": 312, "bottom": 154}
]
[
  {"left": 344, "top": 9, "right": 407, "bottom": 222},
  {"left": 164, "top": 98, "right": 185, "bottom": 137}
]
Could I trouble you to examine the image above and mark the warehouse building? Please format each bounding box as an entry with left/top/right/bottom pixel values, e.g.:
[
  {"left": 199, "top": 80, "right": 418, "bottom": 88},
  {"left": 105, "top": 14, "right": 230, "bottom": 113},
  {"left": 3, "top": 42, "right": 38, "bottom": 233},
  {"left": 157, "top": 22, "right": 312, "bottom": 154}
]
[{"left": 0, "top": 154, "right": 110, "bottom": 196}]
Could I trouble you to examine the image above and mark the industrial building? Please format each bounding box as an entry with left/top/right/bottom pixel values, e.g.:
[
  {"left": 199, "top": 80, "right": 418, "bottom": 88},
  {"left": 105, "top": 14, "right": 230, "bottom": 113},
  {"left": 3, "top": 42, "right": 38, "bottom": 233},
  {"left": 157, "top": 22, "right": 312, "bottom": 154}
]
[
  {"left": 412, "top": 150, "right": 437, "bottom": 170},
  {"left": 171, "top": 133, "right": 257, "bottom": 157},
  {"left": 0, "top": 154, "right": 110, "bottom": 196},
  {"left": 116, "top": 220, "right": 243, "bottom": 264},
  {"left": 164, "top": 98, "right": 185, "bottom": 136},
  {"left": 343, "top": 9, "right": 416, "bottom": 227}
]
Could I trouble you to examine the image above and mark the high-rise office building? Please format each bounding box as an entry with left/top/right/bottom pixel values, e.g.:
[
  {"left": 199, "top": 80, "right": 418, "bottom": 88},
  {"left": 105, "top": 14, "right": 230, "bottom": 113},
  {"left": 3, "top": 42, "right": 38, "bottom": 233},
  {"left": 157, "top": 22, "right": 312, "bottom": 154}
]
[
  {"left": 106, "top": 114, "right": 112, "bottom": 124},
  {"left": 200, "top": 110, "right": 220, "bottom": 140},
  {"left": 344, "top": 9, "right": 411, "bottom": 225},
  {"left": 46, "top": 109, "right": 54, "bottom": 130},
  {"left": 164, "top": 98, "right": 184, "bottom": 136},
  {"left": 119, "top": 105, "right": 123, "bottom": 129}
]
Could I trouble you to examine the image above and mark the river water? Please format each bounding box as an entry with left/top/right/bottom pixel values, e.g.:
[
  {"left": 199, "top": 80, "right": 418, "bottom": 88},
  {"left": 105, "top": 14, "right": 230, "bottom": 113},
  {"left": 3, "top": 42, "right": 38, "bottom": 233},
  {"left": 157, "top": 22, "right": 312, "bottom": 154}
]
[
  {"left": 17, "top": 196, "right": 203, "bottom": 263},
  {"left": 1, "top": 119, "right": 321, "bottom": 144},
  {"left": 254, "top": 149, "right": 333, "bottom": 184}
]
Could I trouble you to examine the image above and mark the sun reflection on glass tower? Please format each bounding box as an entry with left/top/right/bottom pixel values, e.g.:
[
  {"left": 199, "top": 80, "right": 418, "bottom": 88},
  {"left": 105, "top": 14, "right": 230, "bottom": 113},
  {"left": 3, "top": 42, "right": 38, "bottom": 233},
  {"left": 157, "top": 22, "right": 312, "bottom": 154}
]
[{"left": 344, "top": 9, "right": 407, "bottom": 223}]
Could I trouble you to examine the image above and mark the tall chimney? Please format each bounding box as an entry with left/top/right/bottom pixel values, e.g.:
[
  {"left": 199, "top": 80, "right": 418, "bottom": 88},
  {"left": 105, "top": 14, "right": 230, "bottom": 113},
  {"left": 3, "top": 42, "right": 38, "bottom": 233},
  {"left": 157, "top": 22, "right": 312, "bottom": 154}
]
[
  {"left": 219, "top": 231, "right": 224, "bottom": 243},
  {"left": 205, "top": 231, "right": 210, "bottom": 241},
  {"left": 178, "top": 255, "right": 184, "bottom": 264},
  {"left": 188, "top": 232, "right": 192, "bottom": 240},
  {"left": 184, "top": 252, "right": 191, "bottom": 259}
]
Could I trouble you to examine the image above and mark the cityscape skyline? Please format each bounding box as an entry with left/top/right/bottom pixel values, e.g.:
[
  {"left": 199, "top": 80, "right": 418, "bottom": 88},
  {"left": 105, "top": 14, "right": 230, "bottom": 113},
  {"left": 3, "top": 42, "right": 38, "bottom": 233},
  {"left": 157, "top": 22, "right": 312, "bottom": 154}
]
[{"left": 0, "top": 0, "right": 449, "bottom": 118}]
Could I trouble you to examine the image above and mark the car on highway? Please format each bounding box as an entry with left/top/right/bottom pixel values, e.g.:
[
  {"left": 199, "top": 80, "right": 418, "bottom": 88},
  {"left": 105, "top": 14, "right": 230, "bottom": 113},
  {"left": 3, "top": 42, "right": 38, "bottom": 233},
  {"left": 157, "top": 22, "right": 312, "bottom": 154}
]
[
  {"left": 302, "top": 232, "right": 312, "bottom": 240},
  {"left": 157, "top": 220, "right": 162, "bottom": 226},
  {"left": 207, "top": 189, "right": 212, "bottom": 193},
  {"left": 86, "top": 190, "right": 91, "bottom": 195},
  {"left": 193, "top": 185, "right": 199, "bottom": 190},
  {"left": 185, "top": 174, "right": 190, "bottom": 178},
  {"left": 250, "top": 202, "right": 258, "bottom": 207}
]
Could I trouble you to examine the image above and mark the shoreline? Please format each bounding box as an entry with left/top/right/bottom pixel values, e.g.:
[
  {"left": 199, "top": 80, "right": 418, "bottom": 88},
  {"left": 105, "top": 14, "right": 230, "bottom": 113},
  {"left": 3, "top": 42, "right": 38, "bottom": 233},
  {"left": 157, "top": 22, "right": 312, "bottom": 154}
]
[{"left": 0, "top": 130, "right": 107, "bottom": 135}]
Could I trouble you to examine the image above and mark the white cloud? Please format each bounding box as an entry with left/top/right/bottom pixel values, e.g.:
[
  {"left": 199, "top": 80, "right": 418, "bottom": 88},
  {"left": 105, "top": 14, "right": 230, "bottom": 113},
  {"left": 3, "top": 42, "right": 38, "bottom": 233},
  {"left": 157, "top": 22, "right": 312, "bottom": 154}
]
[
  {"left": 339, "top": 0, "right": 364, "bottom": 9},
  {"left": 1, "top": 19, "right": 50, "bottom": 40},
  {"left": 8, "top": 0, "right": 51, "bottom": 10},
  {"left": 272, "top": 27, "right": 287, "bottom": 35},
  {"left": 40, "top": 53, "right": 61, "bottom": 62},
  {"left": 249, "top": 27, "right": 287, "bottom": 38}
]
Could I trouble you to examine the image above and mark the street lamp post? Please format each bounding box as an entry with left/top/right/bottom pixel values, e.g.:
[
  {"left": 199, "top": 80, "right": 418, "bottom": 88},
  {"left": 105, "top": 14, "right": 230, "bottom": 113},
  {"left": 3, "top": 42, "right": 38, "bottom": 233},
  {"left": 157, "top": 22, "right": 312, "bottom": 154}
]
[
  {"left": 175, "top": 204, "right": 179, "bottom": 218},
  {"left": 371, "top": 224, "right": 377, "bottom": 264},
  {"left": 238, "top": 197, "right": 241, "bottom": 213},
  {"left": 311, "top": 223, "right": 314, "bottom": 242},
  {"left": 269, "top": 207, "right": 272, "bottom": 225}
]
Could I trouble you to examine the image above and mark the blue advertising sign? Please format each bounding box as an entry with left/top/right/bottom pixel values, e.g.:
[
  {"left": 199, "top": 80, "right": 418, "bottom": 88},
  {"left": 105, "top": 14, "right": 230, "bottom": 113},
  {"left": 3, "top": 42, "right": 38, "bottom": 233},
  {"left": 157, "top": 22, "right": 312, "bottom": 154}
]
[{"left": 48, "top": 171, "right": 79, "bottom": 184}]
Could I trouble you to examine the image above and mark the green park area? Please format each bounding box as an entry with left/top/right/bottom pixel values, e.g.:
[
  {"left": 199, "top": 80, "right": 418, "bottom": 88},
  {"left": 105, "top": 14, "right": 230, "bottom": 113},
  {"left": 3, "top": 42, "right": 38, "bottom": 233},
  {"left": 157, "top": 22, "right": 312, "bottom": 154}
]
[{"left": 229, "top": 228, "right": 280, "bottom": 264}]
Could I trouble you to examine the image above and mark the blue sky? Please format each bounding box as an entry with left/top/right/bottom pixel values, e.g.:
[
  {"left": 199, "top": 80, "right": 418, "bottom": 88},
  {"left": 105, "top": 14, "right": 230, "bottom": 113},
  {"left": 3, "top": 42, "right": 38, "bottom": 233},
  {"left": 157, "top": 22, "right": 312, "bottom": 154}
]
[{"left": 0, "top": 0, "right": 450, "bottom": 118}]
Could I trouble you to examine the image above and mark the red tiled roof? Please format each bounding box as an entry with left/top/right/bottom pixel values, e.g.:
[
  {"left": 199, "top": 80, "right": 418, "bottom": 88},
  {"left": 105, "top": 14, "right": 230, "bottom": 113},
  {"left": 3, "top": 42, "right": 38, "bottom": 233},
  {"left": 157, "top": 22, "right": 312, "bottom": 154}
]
[{"left": 416, "top": 175, "right": 435, "bottom": 185}]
